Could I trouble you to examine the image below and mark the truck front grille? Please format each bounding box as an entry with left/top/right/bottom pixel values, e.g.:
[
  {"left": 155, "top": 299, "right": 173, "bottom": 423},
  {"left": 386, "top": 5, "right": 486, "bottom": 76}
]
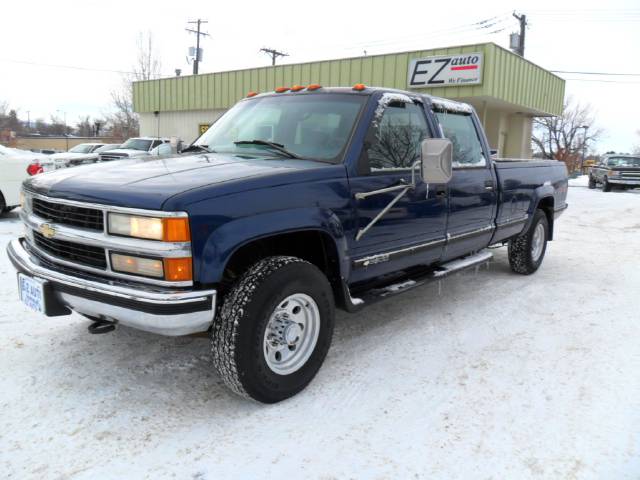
[
  {"left": 33, "top": 232, "right": 107, "bottom": 269},
  {"left": 32, "top": 198, "right": 104, "bottom": 231},
  {"left": 99, "top": 153, "right": 128, "bottom": 161}
]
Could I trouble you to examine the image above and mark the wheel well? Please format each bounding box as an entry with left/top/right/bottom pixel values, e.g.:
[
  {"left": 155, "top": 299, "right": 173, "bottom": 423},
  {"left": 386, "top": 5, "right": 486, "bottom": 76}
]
[
  {"left": 221, "top": 230, "right": 342, "bottom": 300},
  {"left": 537, "top": 197, "right": 555, "bottom": 240}
]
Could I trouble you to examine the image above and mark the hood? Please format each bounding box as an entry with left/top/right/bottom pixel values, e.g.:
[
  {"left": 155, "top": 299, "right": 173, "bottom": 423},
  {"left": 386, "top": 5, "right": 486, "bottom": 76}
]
[
  {"left": 50, "top": 152, "right": 96, "bottom": 160},
  {"left": 24, "top": 152, "right": 337, "bottom": 210},
  {"left": 101, "top": 148, "right": 149, "bottom": 157}
]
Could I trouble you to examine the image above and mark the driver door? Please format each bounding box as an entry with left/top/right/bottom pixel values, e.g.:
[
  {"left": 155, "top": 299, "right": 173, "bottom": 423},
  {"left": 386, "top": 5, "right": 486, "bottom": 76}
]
[{"left": 348, "top": 97, "right": 448, "bottom": 280}]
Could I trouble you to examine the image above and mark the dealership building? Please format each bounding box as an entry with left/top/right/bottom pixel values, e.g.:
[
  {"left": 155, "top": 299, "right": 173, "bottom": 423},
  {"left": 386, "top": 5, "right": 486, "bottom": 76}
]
[{"left": 133, "top": 42, "right": 564, "bottom": 159}]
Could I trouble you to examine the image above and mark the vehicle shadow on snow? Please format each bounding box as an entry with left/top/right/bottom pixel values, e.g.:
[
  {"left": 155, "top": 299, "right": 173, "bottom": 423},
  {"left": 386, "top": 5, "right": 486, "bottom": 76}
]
[{"left": 52, "top": 253, "right": 516, "bottom": 413}]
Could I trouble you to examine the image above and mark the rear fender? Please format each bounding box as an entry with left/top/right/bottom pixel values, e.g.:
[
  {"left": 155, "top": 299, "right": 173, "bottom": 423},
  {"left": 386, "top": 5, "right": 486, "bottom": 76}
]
[{"left": 524, "top": 185, "right": 555, "bottom": 240}]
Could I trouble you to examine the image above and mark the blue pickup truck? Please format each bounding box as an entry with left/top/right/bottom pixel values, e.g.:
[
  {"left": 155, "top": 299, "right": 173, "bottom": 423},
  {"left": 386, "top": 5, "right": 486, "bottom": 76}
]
[{"left": 8, "top": 85, "right": 568, "bottom": 403}]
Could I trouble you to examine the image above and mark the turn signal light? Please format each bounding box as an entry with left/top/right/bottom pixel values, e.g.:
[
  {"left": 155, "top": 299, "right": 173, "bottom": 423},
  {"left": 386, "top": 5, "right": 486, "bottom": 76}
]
[
  {"left": 275, "top": 86, "right": 289, "bottom": 93},
  {"left": 306, "top": 84, "right": 322, "bottom": 91},
  {"left": 163, "top": 217, "right": 191, "bottom": 242},
  {"left": 164, "top": 257, "right": 193, "bottom": 282},
  {"left": 246, "top": 91, "right": 258, "bottom": 97},
  {"left": 352, "top": 83, "right": 367, "bottom": 91},
  {"left": 290, "top": 85, "right": 305, "bottom": 92}
]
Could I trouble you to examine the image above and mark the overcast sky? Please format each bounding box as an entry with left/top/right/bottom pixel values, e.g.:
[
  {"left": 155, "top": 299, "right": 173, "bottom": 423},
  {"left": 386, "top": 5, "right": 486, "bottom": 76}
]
[{"left": 1, "top": 0, "right": 638, "bottom": 153}]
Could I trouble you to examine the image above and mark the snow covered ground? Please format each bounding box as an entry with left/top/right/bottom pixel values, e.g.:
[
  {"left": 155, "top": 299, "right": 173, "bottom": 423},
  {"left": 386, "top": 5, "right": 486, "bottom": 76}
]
[{"left": 1, "top": 179, "right": 639, "bottom": 479}]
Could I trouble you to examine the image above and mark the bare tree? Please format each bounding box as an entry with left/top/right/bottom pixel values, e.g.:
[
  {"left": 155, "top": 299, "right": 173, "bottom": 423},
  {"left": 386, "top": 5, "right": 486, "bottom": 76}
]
[
  {"left": 107, "top": 32, "right": 162, "bottom": 139},
  {"left": 532, "top": 96, "right": 603, "bottom": 173},
  {"left": 75, "top": 116, "right": 94, "bottom": 137}
]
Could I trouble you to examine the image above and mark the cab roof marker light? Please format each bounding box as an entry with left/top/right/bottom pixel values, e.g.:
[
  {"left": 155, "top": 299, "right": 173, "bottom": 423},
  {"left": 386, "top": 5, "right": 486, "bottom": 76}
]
[
  {"left": 275, "top": 86, "right": 289, "bottom": 93},
  {"left": 352, "top": 83, "right": 367, "bottom": 91},
  {"left": 246, "top": 91, "right": 258, "bottom": 97},
  {"left": 290, "top": 85, "right": 305, "bottom": 92},
  {"left": 306, "top": 84, "right": 322, "bottom": 91}
]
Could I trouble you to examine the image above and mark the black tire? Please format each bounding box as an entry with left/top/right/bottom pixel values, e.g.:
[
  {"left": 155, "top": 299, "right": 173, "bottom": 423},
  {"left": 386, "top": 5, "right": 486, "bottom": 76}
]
[
  {"left": 588, "top": 175, "right": 596, "bottom": 189},
  {"left": 211, "top": 256, "right": 335, "bottom": 403},
  {"left": 602, "top": 177, "right": 612, "bottom": 192},
  {"left": 508, "top": 210, "right": 549, "bottom": 275}
]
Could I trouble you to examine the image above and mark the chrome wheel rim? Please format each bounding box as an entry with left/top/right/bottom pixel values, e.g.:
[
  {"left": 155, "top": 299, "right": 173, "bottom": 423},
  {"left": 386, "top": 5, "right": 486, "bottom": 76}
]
[
  {"left": 531, "top": 222, "right": 546, "bottom": 262},
  {"left": 263, "top": 293, "right": 320, "bottom": 375}
]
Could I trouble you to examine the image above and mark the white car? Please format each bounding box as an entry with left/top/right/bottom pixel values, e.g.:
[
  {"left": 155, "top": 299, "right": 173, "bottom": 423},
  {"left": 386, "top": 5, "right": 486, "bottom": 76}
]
[
  {"left": 98, "top": 137, "right": 170, "bottom": 161},
  {"left": 50, "top": 143, "right": 121, "bottom": 169},
  {"left": 0, "top": 145, "right": 49, "bottom": 214}
]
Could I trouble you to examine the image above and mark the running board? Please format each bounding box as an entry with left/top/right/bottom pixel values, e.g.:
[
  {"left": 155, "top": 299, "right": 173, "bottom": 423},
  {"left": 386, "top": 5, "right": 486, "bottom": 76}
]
[{"left": 346, "top": 250, "right": 493, "bottom": 309}]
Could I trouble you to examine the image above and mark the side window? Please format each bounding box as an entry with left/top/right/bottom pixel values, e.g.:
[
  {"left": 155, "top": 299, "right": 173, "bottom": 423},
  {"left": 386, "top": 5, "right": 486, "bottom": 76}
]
[
  {"left": 367, "top": 102, "right": 430, "bottom": 172},
  {"left": 435, "top": 111, "right": 486, "bottom": 168},
  {"left": 151, "top": 140, "right": 162, "bottom": 149}
]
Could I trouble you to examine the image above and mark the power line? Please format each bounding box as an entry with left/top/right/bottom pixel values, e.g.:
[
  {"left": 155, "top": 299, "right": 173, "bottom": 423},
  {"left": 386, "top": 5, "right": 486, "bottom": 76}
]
[
  {"left": 0, "top": 58, "right": 136, "bottom": 75},
  {"left": 564, "top": 78, "right": 640, "bottom": 84},
  {"left": 551, "top": 70, "right": 640, "bottom": 76}
]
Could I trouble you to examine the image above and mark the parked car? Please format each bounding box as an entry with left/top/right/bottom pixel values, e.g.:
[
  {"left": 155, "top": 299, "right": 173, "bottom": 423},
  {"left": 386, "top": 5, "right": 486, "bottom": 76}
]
[
  {"left": 589, "top": 154, "right": 640, "bottom": 191},
  {"left": 98, "top": 137, "right": 170, "bottom": 161},
  {"left": 0, "top": 147, "right": 50, "bottom": 214},
  {"left": 8, "top": 86, "right": 568, "bottom": 402},
  {"left": 50, "top": 143, "right": 121, "bottom": 169}
]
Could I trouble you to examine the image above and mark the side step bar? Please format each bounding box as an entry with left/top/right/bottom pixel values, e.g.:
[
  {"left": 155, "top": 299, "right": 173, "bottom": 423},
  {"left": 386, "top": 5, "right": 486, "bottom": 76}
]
[{"left": 344, "top": 250, "right": 493, "bottom": 310}]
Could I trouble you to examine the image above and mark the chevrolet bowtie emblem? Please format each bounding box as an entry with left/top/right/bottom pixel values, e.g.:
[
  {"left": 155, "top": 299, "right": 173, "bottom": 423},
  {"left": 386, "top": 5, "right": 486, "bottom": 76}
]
[{"left": 39, "top": 223, "right": 56, "bottom": 239}]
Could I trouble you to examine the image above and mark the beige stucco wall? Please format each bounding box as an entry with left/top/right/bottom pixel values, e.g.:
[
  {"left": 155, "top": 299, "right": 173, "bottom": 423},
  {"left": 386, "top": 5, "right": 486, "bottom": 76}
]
[{"left": 139, "top": 109, "right": 227, "bottom": 145}]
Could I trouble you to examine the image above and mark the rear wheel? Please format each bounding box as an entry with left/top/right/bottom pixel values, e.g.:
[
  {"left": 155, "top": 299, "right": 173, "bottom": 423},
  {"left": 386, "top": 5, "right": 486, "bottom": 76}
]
[
  {"left": 211, "top": 256, "right": 335, "bottom": 403},
  {"left": 508, "top": 210, "right": 549, "bottom": 275},
  {"left": 602, "top": 177, "right": 612, "bottom": 192},
  {"left": 588, "top": 175, "right": 596, "bottom": 189}
]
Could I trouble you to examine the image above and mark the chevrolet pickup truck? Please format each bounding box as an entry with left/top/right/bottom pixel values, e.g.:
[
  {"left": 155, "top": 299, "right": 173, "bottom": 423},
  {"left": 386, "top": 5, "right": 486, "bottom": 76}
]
[{"left": 8, "top": 86, "right": 568, "bottom": 403}]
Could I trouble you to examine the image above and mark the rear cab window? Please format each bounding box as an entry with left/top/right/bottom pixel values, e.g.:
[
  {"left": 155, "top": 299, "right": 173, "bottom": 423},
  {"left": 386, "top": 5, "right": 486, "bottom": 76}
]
[{"left": 434, "top": 109, "right": 486, "bottom": 168}]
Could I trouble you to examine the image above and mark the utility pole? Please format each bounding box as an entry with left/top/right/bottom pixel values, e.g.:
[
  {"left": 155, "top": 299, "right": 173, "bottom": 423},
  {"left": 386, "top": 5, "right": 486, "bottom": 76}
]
[
  {"left": 579, "top": 125, "right": 589, "bottom": 173},
  {"left": 260, "top": 47, "right": 288, "bottom": 66},
  {"left": 186, "top": 19, "right": 209, "bottom": 75},
  {"left": 512, "top": 12, "right": 527, "bottom": 57}
]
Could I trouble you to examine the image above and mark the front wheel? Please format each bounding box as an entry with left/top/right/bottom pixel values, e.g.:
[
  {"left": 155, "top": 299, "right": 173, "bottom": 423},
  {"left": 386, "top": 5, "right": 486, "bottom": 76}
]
[
  {"left": 508, "top": 210, "right": 549, "bottom": 275},
  {"left": 602, "top": 177, "right": 612, "bottom": 192},
  {"left": 211, "top": 256, "right": 335, "bottom": 403},
  {"left": 588, "top": 175, "right": 596, "bottom": 189}
]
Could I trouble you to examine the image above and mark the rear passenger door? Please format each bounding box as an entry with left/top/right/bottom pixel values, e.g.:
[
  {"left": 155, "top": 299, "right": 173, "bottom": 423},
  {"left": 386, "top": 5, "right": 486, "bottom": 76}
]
[{"left": 433, "top": 108, "right": 497, "bottom": 260}]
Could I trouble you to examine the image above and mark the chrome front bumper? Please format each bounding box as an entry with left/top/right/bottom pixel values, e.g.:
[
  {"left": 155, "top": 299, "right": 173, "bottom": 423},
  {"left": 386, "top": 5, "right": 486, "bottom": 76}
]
[
  {"left": 608, "top": 178, "right": 640, "bottom": 185},
  {"left": 7, "top": 238, "right": 216, "bottom": 336}
]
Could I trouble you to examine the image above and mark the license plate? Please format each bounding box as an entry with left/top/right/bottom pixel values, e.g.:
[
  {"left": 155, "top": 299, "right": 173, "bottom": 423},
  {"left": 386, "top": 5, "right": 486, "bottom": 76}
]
[{"left": 18, "top": 274, "right": 46, "bottom": 314}]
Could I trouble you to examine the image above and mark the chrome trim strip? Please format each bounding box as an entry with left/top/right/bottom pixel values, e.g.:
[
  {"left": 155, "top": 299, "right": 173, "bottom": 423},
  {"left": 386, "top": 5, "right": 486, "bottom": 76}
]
[
  {"left": 446, "top": 225, "right": 494, "bottom": 242},
  {"left": 354, "top": 237, "right": 446, "bottom": 268},
  {"left": 22, "top": 211, "right": 191, "bottom": 258},
  {"left": 496, "top": 215, "right": 528, "bottom": 228},
  {"left": 8, "top": 238, "right": 214, "bottom": 305},
  {"left": 25, "top": 190, "right": 188, "bottom": 218}
]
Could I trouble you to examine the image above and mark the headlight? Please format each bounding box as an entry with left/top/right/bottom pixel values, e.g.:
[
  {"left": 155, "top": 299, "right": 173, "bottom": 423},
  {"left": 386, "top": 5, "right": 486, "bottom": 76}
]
[
  {"left": 607, "top": 170, "right": 620, "bottom": 176},
  {"left": 107, "top": 213, "right": 190, "bottom": 241},
  {"left": 20, "top": 190, "right": 32, "bottom": 213}
]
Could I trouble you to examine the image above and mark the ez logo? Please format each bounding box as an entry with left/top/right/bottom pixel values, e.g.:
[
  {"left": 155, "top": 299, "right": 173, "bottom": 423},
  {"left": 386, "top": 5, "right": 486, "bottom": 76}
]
[{"left": 408, "top": 53, "right": 483, "bottom": 88}]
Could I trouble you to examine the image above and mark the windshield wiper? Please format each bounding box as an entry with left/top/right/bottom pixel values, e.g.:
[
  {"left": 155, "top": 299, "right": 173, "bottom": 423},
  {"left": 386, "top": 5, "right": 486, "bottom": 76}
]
[
  {"left": 181, "top": 144, "right": 215, "bottom": 154},
  {"left": 234, "top": 140, "right": 301, "bottom": 159}
]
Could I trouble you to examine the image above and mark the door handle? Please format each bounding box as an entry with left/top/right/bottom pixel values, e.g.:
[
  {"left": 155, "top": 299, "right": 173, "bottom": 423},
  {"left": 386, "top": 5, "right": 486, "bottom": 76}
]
[
  {"left": 435, "top": 187, "right": 447, "bottom": 198},
  {"left": 484, "top": 180, "right": 495, "bottom": 191}
]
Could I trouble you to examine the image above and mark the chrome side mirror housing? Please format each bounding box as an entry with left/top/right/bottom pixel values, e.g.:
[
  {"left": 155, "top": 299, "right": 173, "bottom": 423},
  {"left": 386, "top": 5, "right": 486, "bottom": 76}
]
[{"left": 421, "top": 138, "right": 453, "bottom": 184}]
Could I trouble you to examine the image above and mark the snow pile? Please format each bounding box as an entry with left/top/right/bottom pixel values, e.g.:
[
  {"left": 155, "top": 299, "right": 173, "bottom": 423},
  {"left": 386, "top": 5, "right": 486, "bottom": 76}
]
[
  {"left": 1, "top": 189, "right": 640, "bottom": 479},
  {"left": 569, "top": 175, "right": 590, "bottom": 187}
]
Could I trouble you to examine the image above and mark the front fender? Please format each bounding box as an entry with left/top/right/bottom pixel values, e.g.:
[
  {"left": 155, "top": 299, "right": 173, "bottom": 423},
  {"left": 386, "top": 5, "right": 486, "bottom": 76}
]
[{"left": 197, "top": 207, "right": 350, "bottom": 284}]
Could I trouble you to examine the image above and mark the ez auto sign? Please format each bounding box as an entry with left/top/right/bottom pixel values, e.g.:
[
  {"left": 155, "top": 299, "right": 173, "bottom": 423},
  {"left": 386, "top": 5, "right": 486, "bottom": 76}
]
[{"left": 408, "top": 53, "right": 483, "bottom": 88}]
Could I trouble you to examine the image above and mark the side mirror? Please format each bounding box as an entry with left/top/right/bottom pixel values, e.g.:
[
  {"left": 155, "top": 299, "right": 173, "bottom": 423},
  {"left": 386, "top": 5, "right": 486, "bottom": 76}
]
[{"left": 421, "top": 138, "right": 453, "bottom": 184}]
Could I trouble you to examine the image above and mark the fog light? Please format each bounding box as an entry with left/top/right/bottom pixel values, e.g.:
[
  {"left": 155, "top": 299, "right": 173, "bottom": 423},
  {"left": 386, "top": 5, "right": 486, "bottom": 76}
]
[{"left": 111, "top": 253, "right": 164, "bottom": 278}]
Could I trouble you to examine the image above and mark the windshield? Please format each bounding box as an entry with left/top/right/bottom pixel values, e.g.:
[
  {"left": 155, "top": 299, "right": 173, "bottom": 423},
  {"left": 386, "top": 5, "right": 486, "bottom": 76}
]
[
  {"left": 121, "top": 139, "right": 153, "bottom": 151},
  {"left": 96, "top": 144, "right": 120, "bottom": 152},
  {"left": 194, "top": 93, "right": 366, "bottom": 162},
  {"left": 607, "top": 156, "right": 640, "bottom": 167},
  {"left": 68, "top": 144, "right": 95, "bottom": 153}
]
